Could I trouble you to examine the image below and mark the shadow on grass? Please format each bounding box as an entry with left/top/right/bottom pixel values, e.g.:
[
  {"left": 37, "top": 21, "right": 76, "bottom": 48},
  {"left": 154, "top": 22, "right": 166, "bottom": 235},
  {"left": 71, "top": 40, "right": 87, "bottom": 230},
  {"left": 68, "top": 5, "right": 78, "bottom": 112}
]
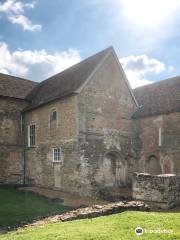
[{"left": 0, "top": 186, "right": 73, "bottom": 232}]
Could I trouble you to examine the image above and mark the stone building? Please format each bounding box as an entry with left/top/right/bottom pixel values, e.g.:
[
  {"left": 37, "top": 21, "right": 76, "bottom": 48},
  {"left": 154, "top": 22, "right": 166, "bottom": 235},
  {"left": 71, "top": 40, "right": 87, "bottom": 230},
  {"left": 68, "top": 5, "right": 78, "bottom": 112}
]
[
  {"left": 133, "top": 78, "right": 180, "bottom": 175},
  {"left": 0, "top": 47, "right": 179, "bottom": 199}
]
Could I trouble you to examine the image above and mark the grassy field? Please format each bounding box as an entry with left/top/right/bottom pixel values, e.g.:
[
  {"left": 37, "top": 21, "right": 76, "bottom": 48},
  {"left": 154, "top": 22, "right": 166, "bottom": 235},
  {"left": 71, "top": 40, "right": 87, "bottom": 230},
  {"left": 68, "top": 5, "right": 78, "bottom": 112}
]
[
  {"left": 0, "top": 186, "right": 71, "bottom": 228},
  {"left": 0, "top": 187, "right": 180, "bottom": 240},
  {"left": 1, "top": 211, "right": 180, "bottom": 240}
]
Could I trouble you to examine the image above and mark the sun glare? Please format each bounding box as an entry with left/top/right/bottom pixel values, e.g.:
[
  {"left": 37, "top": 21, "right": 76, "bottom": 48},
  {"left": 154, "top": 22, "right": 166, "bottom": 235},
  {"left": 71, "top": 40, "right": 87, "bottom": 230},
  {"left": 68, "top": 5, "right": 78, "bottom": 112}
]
[{"left": 121, "top": 0, "right": 180, "bottom": 28}]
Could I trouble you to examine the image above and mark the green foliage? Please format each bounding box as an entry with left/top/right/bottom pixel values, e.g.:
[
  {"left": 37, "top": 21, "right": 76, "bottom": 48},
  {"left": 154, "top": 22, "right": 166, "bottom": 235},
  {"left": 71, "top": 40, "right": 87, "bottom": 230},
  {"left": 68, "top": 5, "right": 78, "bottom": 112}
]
[{"left": 0, "top": 186, "right": 71, "bottom": 228}]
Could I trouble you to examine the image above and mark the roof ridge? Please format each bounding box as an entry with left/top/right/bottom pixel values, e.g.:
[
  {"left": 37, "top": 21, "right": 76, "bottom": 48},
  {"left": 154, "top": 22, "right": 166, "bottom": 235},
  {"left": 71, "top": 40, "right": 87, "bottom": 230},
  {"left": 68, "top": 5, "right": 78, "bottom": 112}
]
[
  {"left": 0, "top": 72, "right": 37, "bottom": 84},
  {"left": 133, "top": 75, "right": 180, "bottom": 118},
  {"left": 42, "top": 46, "right": 113, "bottom": 83},
  {"left": 26, "top": 46, "right": 113, "bottom": 102},
  {"left": 134, "top": 75, "right": 180, "bottom": 91}
]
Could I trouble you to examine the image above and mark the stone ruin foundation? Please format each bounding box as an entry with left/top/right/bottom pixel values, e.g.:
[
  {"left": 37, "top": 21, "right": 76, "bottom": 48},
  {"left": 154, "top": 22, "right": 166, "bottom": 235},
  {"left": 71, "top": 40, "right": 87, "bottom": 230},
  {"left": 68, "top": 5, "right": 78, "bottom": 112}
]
[{"left": 132, "top": 172, "right": 180, "bottom": 209}]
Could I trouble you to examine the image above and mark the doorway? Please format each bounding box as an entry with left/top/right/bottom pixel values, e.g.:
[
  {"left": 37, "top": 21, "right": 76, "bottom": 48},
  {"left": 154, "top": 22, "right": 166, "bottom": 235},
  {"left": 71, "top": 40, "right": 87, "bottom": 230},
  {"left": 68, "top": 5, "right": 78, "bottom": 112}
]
[{"left": 103, "top": 151, "right": 127, "bottom": 187}]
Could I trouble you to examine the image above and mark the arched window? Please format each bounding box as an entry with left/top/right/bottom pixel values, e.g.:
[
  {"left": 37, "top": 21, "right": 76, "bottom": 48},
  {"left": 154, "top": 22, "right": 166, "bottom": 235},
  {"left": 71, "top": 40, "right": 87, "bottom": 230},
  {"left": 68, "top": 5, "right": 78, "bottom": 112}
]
[
  {"left": 50, "top": 109, "right": 58, "bottom": 135},
  {"left": 51, "top": 110, "right": 57, "bottom": 121},
  {"left": 146, "top": 155, "right": 161, "bottom": 175}
]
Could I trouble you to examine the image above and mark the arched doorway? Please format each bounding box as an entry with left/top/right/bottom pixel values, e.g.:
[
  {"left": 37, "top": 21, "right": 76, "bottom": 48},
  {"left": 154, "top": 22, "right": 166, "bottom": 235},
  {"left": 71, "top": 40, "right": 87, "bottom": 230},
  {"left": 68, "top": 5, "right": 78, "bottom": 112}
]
[
  {"left": 103, "top": 151, "right": 127, "bottom": 187},
  {"left": 146, "top": 155, "right": 161, "bottom": 175},
  {"left": 162, "top": 155, "right": 174, "bottom": 174}
]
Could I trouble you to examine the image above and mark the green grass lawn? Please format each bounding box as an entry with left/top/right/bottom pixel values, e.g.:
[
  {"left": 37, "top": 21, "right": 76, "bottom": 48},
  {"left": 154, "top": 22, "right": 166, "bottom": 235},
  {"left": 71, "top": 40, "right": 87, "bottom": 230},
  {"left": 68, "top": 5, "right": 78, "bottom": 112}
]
[
  {"left": 0, "top": 186, "right": 71, "bottom": 228},
  {"left": 0, "top": 187, "right": 180, "bottom": 240},
  {"left": 1, "top": 211, "right": 180, "bottom": 240}
]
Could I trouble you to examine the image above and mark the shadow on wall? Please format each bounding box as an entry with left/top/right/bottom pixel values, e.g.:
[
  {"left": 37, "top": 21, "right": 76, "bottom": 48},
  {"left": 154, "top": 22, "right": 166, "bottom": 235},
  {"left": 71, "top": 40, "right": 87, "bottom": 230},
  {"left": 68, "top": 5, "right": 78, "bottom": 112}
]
[
  {"left": 146, "top": 155, "right": 161, "bottom": 175},
  {"left": 93, "top": 150, "right": 134, "bottom": 201},
  {"left": 102, "top": 151, "right": 128, "bottom": 188},
  {"left": 145, "top": 155, "right": 174, "bottom": 175}
]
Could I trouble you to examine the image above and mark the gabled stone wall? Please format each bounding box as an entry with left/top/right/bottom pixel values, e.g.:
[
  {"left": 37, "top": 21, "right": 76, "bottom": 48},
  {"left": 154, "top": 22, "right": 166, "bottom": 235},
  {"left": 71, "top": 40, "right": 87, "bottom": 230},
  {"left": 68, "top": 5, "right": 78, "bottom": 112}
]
[
  {"left": 24, "top": 51, "right": 138, "bottom": 198},
  {"left": 77, "top": 52, "right": 138, "bottom": 197}
]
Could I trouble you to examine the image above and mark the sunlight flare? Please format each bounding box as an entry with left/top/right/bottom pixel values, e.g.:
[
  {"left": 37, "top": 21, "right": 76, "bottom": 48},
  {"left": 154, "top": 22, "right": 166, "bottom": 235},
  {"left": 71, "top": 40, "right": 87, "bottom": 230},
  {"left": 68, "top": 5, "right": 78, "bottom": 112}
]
[{"left": 121, "top": 0, "right": 180, "bottom": 28}]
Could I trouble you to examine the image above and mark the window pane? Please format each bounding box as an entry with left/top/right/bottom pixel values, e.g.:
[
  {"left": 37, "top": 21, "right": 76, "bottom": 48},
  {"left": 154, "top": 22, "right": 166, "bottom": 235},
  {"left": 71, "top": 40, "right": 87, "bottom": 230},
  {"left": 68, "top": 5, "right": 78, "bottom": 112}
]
[
  {"left": 51, "top": 111, "right": 57, "bottom": 121},
  {"left": 53, "top": 148, "right": 61, "bottom": 161},
  {"left": 29, "top": 124, "right": 36, "bottom": 146}
]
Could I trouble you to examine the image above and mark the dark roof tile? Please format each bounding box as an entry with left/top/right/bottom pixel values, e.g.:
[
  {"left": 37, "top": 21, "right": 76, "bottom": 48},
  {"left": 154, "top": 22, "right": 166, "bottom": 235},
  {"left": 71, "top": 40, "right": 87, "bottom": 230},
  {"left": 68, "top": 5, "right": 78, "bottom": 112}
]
[
  {"left": 0, "top": 73, "right": 38, "bottom": 100},
  {"left": 26, "top": 47, "right": 112, "bottom": 110},
  {"left": 133, "top": 76, "right": 180, "bottom": 118}
]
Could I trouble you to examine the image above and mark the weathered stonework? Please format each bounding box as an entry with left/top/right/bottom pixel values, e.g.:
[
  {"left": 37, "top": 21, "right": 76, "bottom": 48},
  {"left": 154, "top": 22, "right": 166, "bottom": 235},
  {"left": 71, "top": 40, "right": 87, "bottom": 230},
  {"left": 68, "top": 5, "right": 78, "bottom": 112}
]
[
  {"left": 0, "top": 47, "right": 179, "bottom": 207},
  {"left": 24, "top": 52, "right": 138, "bottom": 198},
  {"left": 28, "top": 201, "right": 150, "bottom": 227},
  {"left": 24, "top": 95, "right": 80, "bottom": 193},
  {"left": 133, "top": 112, "right": 180, "bottom": 175},
  {"left": 132, "top": 172, "right": 180, "bottom": 209},
  {"left": 0, "top": 97, "right": 28, "bottom": 184},
  {"left": 76, "top": 52, "right": 137, "bottom": 197}
]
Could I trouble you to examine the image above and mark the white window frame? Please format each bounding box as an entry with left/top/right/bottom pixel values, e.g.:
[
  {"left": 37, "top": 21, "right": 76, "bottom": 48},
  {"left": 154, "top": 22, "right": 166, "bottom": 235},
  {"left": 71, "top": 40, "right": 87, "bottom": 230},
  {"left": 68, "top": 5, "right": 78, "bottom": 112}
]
[
  {"left": 52, "top": 147, "right": 62, "bottom": 163},
  {"left": 28, "top": 124, "right": 36, "bottom": 147}
]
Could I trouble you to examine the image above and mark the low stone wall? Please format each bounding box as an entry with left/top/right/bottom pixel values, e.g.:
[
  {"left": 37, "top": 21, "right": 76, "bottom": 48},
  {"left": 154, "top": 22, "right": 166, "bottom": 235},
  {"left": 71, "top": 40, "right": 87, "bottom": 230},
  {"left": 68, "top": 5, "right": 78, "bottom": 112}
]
[
  {"left": 26, "top": 201, "right": 149, "bottom": 227},
  {"left": 0, "top": 201, "right": 149, "bottom": 233},
  {"left": 132, "top": 172, "right": 180, "bottom": 209}
]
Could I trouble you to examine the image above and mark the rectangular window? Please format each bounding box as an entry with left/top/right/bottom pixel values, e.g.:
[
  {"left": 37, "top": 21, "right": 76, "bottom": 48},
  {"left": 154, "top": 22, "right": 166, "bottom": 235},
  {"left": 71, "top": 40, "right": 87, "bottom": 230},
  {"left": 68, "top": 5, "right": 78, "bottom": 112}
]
[
  {"left": 53, "top": 148, "right": 61, "bottom": 162},
  {"left": 28, "top": 124, "right": 36, "bottom": 147}
]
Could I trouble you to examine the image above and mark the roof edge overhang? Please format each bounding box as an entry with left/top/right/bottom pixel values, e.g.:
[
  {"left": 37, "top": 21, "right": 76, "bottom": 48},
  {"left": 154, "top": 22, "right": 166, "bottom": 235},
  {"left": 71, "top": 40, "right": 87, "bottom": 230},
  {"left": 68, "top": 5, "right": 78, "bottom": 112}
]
[
  {"left": 74, "top": 46, "right": 139, "bottom": 108},
  {"left": 22, "top": 93, "right": 77, "bottom": 113},
  {"left": 132, "top": 109, "right": 180, "bottom": 119},
  {"left": 110, "top": 49, "right": 139, "bottom": 107},
  {"left": 0, "top": 95, "right": 31, "bottom": 102},
  {"left": 23, "top": 46, "right": 139, "bottom": 112},
  {"left": 73, "top": 47, "right": 113, "bottom": 94}
]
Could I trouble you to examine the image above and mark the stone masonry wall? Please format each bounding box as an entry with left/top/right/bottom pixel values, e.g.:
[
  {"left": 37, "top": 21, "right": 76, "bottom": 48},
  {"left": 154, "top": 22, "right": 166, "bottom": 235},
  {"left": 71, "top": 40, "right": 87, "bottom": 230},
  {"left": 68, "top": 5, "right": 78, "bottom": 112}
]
[
  {"left": 133, "top": 112, "right": 180, "bottom": 175},
  {"left": 23, "top": 52, "right": 139, "bottom": 198},
  {"left": 77, "top": 52, "right": 138, "bottom": 198},
  {"left": 24, "top": 95, "right": 83, "bottom": 194},
  {"left": 0, "top": 97, "right": 28, "bottom": 184},
  {"left": 133, "top": 172, "right": 180, "bottom": 209}
]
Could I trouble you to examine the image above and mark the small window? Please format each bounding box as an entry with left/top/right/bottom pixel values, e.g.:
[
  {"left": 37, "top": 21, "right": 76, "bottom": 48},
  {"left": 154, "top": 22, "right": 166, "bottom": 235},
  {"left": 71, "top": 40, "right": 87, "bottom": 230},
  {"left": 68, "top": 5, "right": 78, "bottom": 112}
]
[
  {"left": 53, "top": 148, "right": 61, "bottom": 162},
  {"left": 28, "top": 124, "right": 36, "bottom": 147},
  {"left": 50, "top": 110, "right": 58, "bottom": 136},
  {"left": 51, "top": 111, "right": 57, "bottom": 121}
]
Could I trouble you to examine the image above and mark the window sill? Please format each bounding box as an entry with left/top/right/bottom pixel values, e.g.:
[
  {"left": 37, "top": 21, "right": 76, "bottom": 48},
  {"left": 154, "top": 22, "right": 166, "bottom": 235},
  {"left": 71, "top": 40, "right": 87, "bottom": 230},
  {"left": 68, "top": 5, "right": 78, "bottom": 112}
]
[{"left": 52, "top": 161, "right": 62, "bottom": 164}]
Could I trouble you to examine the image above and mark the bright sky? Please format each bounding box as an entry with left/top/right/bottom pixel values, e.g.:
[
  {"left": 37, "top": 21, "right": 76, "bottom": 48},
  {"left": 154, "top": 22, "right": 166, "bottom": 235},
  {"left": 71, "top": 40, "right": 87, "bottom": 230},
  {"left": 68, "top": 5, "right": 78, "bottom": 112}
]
[{"left": 0, "top": 0, "right": 180, "bottom": 88}]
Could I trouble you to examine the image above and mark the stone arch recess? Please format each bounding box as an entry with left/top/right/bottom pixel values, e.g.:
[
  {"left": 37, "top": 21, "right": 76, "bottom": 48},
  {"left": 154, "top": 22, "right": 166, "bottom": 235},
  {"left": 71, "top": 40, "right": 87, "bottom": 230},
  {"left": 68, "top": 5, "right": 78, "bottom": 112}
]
[
  {"left": 103, "top": 150, "right": 127, "bottom": 187},
  {"left": 146, "top": 155, "right": 161, "bottom": 175}
]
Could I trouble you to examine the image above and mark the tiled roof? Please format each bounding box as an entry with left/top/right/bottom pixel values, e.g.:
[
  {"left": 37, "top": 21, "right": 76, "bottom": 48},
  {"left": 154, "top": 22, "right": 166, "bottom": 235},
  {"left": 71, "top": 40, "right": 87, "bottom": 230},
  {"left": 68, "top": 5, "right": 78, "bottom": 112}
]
[
  {"left": 25, "top": 47, "right": 113, "bottom": 110},
  {"left": 0, "top": 73, "right": 38, "bottom": 100},
  {"left": 133, "top": 76, "right": 180, "bottom": 118},
  {"left": 1, "top": 48, "right": 179, "bottom": 118}
]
